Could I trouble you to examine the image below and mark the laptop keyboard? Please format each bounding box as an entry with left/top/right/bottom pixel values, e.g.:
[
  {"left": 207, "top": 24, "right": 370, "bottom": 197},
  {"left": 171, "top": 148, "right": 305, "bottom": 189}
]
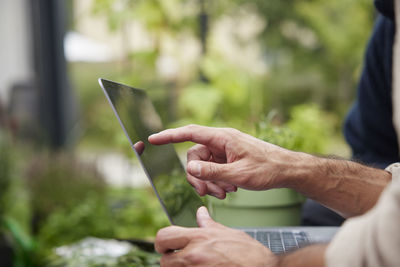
[{"left": 245, "top": 230, "right": 309, "bottom": 254}]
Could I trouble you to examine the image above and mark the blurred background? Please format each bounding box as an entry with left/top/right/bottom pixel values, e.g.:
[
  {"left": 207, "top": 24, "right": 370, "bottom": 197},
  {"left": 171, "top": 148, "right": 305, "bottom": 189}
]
[{"left": 0, "top": 0, "right": 373, "bottom": 265}]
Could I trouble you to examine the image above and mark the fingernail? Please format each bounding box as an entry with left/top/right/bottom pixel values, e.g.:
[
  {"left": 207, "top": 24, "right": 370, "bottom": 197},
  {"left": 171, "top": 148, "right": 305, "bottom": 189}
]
[
  {"left": 188, "top": 161, "right": 201, "bottom": 177},
  {"left": 197, "top": 206, "right": 209, "bottom": 218}
]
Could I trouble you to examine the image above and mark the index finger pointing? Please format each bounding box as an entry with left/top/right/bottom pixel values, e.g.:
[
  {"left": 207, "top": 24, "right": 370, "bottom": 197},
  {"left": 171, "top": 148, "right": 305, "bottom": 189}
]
[{"left": 148, "top": 124, "right": 225, "bottom": 149}]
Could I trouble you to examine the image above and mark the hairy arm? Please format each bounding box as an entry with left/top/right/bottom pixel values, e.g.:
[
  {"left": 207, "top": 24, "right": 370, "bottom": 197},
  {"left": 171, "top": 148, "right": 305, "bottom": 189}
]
[{"left": 284, "top": 153, "right": 392, "bottom": 217}]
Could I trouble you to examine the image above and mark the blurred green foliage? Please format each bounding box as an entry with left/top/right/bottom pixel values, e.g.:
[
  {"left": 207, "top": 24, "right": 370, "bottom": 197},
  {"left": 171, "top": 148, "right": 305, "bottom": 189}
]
[
  {"left": 26, "top": 154, "right": 107, "bottom": 227},
  {"left": 178, "top": 82, "right": 222, "bottom": 124},
  {"left": 256, "top": 104, "right": 336, "bottom": 154},
  {"left": 24, "top": 154, "right": 168, "bottom": 252},
  {"left": 69, "top": 62, "right": 124, "bottom": 150},
  {"left": 78, "top": 0, "right": 373, "bottom": 151},
  {"left": 0, "top": 133, "right": 35, "bottom": 266},
  {"left": 92, "top": 0, "right": 197, "bottom": 33},
  {"left": 0, "top": 140, "right": 169, "bottom": 265},
  {"left": 36, "top": 188, "right": 168, "bottom": 249},
  {"left": 247, "top": 0, "right": 372, "bottom": 114}
]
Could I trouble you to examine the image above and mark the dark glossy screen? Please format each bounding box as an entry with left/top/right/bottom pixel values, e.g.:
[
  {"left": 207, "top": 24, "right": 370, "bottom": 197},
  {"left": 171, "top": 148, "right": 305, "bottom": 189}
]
[{"left": 99, "top": 79, "right": 203, "bottom": 227}]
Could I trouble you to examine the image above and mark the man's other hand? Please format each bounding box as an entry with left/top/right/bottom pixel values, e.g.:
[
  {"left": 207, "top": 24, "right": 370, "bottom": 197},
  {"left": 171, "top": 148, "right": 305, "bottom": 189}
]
[
  {"left": 155, "top": 206, "right": 276, "bottom": 267},
  {"left": 148, "top": 124, "right": 304, "bottom": 199}
]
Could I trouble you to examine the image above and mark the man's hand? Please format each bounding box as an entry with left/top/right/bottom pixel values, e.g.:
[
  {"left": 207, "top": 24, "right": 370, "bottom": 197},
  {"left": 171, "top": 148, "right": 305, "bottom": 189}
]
[
  {"left": 149, "top": 124, "right": 304, "bottom": 199},
  {"left": 149, "top": 124, "right": 391, "bottom": 217},
  {"left": 155, "top": 206, "right": 277, "bottom": 267}
]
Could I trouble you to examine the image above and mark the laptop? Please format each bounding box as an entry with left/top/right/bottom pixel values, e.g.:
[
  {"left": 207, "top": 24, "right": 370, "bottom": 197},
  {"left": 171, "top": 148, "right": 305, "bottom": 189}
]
[{"left": 98, "top": 78, "right": 338, "bottom": 254}]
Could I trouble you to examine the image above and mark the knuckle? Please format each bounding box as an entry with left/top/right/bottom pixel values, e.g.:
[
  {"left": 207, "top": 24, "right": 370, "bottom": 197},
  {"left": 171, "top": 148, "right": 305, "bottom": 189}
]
[
  {"left": 187, "top": 146, "right": 195, "bottom": 154},
  {"left": 220, "top": 127, "right": 241, "bottom": 141},
  {"left": 224, "top": 127, "right": 238, "bottom": 133},
  {"left": 192, "top": 229, "right": 208, "bottom": 240},
  {"left": 183, "top": 250, "right": 204, "bottom": 265},
  {"left": 187, "top": 124, "right": 197, "bottom": 130},
  {"left": 187, "top": 145, "right": 200, "bottom": 156},
  {"left": 206, "top": 163, "right": 217, "bottom": 178},
  {"left": 230, "top": 128, "right": 242, "bottom": 137}
]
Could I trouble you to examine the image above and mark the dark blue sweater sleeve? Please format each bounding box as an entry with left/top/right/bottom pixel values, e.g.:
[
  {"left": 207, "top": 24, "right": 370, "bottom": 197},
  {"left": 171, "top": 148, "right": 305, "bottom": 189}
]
[{"left": 344, "top": 15, "right": 399, "bottom": 168}]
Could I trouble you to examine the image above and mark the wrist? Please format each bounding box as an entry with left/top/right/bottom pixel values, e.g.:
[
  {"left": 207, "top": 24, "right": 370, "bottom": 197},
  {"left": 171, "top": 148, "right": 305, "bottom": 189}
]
[{"left": 275, "top": 150, "right": 317, "bottom": 189}]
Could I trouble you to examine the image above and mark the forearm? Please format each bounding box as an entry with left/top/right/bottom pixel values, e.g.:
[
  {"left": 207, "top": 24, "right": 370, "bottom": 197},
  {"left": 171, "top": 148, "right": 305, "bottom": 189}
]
[
  {"left": 276, "top": 244, "right": 327, "bottom": 267},
  {"left": 282, "top": 153, "right": 392, "bottom": 217}
]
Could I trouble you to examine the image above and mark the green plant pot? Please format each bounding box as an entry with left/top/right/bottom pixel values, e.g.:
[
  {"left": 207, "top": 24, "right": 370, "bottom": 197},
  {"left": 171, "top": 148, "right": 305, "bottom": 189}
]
[{"left": 208, "top": 189, "right": 305, "bottom": 227}]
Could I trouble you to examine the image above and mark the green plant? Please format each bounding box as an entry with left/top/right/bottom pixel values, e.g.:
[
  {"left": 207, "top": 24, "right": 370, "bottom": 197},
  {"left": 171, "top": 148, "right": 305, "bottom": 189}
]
[
  {"left": 25, "top": 153, "right": 107, "bottom": 231},
  {"left": 35, "top": 187, "right": 168, "bottom": 261},
  {"left": 287, "top": 104, "right": 336, "bottom": 154},
  {"left": 24, "top": 152, "right": 169, "bottom": 264},
  {"left": 3, "top": 216, "right": 35, "bottom": 267},
  {"left": 256, "top": 104, "right": 336, "bottom": 154},
  {"left": 0, "top": 133, "right": 36, "bottom": 266}
]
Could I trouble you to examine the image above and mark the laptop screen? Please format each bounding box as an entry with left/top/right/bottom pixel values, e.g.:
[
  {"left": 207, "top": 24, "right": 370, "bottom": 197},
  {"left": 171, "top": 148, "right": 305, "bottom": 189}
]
[{"left": 99, "top": 78, "right": 204, "bottom": 227}]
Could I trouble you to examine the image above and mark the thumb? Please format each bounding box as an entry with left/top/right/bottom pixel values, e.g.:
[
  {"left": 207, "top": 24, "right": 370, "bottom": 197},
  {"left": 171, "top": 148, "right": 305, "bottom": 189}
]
[
  {"left": 197, "top": 206, "right": 221, "bottom": 228},
  {"left": 187, "top": 160, "right": 233, "bottom": 183}
]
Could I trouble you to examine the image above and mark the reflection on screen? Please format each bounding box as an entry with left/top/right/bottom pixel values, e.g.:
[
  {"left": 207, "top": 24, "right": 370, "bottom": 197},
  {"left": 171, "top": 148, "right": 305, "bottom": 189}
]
[{"left": 100, "top": 79, "right": 204, "bottom": 227}]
